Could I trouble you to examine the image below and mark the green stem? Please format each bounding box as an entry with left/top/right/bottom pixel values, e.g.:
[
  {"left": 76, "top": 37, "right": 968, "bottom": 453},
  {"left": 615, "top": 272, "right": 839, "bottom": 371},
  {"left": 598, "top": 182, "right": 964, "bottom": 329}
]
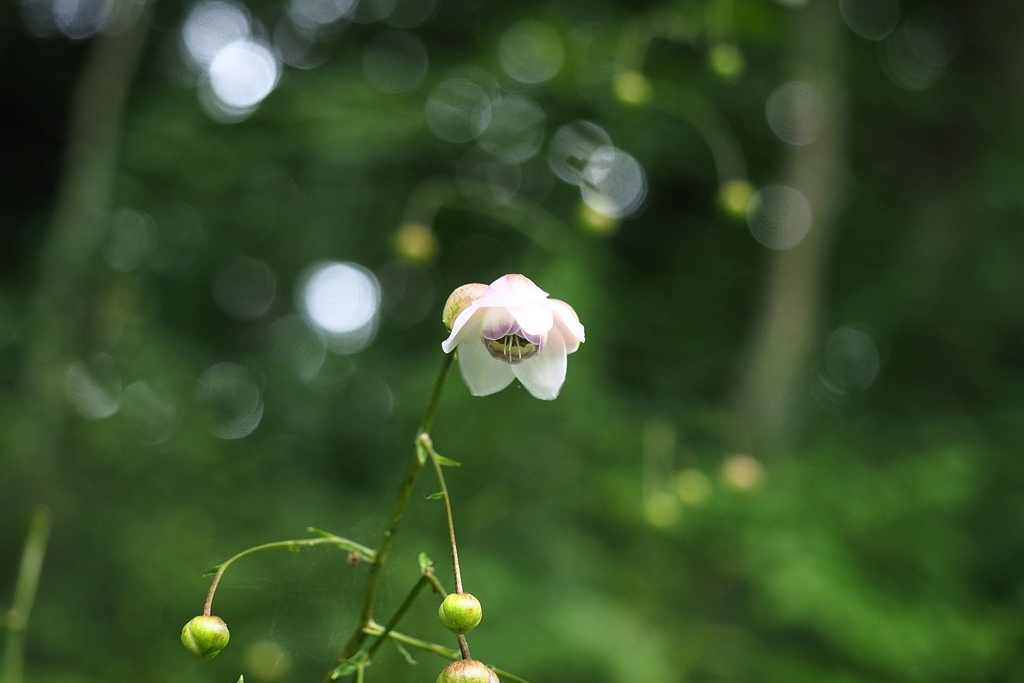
[
  {"left": 365, "top": 574, "right": 429, "bottom": 659},
  {"left": 426, "top": 444, "right": 463, "bottom": 594},
  {"left": 420, "top": 352, "right": 455, "bottom": 435},
  {"left": 362, "top": 624, "right": 531, "bottom": 683},
  {"left": 3, "top": 508, "right": 51, "bottom": 683},
  {"left": 425, "top": 573, "right": 448, "bottom": 598},
  {"left": 324, "top": 353, "right": 455, "bottom": 682},
  {"left": 203, "top": 534, "right": 375, "bottom": 617},
  {"left": 424, "top": 439, "right": 472, "bottom": 660}
]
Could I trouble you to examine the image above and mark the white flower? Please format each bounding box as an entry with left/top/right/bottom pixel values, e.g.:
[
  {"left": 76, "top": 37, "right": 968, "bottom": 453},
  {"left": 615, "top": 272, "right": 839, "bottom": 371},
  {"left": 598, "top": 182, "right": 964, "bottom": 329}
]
[{"left": 441, "top": 274, "right": 585, "bottom": 400}]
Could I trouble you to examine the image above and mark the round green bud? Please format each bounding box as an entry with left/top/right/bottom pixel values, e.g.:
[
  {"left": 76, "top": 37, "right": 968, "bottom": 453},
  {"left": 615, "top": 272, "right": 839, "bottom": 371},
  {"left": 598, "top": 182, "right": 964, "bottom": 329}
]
[
  {"left": 181, "top": 615, "right": 230, "bottom": 660},
  {"left": 437, "top": 592, "right": 482, "bottom": 634},
  {"left": 437, "top": 659, "right": 499, "bottom": 683},
  {"left": 442, "top": 284, "right": 487, "bottom": 331}
]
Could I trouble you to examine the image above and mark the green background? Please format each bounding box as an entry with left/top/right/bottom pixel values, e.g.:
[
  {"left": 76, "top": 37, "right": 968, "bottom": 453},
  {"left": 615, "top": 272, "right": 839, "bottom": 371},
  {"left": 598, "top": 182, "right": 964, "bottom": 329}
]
[{"left": 3, "top": 0, "right": 1023, "bottom": 682}]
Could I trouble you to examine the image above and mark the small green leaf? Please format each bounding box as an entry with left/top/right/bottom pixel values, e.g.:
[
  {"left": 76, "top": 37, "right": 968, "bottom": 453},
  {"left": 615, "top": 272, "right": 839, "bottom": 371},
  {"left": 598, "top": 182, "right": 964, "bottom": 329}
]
[
  {"left": 427, "top": 492, "right": 445, "bottom": 500},
  {"left": 202, "top": 565, "right": 221, "bottom": 577},
  {"left": 331, "top": 653, "right": 369, "bottom": 679},
  {"left": 418, "top": 552, "right": 433, "bottom": 574},
  {"left": 393, "top": 641, "right": 417, "bottom": 665},
  {"left": 434, "top": 454, "right": 461, "bottom": 467},
  {"left": 236, "top": 677, "right": 245, "bottom": 683},
  {"left": 416, "top": 442, "right": 429, "bottom": 465},
  {"left": 288, "top": 543, "right": 300, "bottom": 553}
]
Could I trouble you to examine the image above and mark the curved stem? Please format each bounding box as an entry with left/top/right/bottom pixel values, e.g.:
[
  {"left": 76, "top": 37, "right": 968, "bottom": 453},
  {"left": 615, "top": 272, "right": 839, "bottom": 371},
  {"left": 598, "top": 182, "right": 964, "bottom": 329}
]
[
  {"left": 324, "top": 354, "right": 455, "bottom": 681},
  {"left": 203, "top": 534, "right": 375, "bottom": 616}
]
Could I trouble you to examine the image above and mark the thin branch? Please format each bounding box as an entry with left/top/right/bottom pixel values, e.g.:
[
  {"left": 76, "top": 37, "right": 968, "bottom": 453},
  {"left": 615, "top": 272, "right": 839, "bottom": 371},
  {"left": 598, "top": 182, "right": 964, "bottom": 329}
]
[
  {"left": 362, "top": 624, "right": 532, "bottom": 683},
  {"left": 365, "top": 574, "right": 430, "bottom": 658},
  {"left": 424, "top": 438, "right": 463, "bottom": 594},
  {"left": 324, "top": 354, "right": 455, "bottom": 682},
  {"left": 202, "top": 534, "right": 374, "bottom": 617}
]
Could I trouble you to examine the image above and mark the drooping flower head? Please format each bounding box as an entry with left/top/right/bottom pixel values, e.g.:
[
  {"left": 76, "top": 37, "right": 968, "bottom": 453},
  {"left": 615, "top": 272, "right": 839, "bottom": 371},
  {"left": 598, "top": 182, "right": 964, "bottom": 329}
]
[{"left": 441, "top": 274, "right": 585, "bottom": 400}]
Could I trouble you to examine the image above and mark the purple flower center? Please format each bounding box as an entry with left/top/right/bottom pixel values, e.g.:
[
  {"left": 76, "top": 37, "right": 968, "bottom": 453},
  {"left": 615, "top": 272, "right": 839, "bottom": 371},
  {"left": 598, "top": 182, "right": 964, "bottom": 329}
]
[{"left": 481, "top": 322, "right": 543, "bottom": 364}]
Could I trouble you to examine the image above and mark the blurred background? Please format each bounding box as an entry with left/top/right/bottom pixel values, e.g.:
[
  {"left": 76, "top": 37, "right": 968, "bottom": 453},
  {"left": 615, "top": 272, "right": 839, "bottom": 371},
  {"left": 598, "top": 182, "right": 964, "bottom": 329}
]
[{"left": 2, "top": 0, "right": 1022, "bottom": 681}]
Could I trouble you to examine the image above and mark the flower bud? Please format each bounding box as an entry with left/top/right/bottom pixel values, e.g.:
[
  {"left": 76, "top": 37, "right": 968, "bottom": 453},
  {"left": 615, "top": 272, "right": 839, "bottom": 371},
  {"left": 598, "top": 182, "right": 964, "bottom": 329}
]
[
  {"left": 442, "top": 284, "right": 487, "bottom": 331},
  {"left": 437, "top": 592, "right": 482, "bottom": 634},
  {"left": 181, "top": 615, "right": 230, "bottom": 660},
  {"left": 436, "top": 659, "right": 499, "bottom": 683}
]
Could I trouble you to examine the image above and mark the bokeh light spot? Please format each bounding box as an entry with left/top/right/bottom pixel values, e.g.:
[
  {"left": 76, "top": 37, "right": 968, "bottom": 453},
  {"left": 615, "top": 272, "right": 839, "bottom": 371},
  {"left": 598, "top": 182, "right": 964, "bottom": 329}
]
[
  {"left": 746, "top": 184, "right": 812, "bottom": 250},
  {"left": 269, "top": 315, "right": 327, "bottom": 381},
  {"left": 392, "top": 222, "right": 439, "bottom": 264},
  {"left": 425, "top": 78, "right": 492, "bottom": 143},
  {"left": 674, "top": 469, "right": 712, "bottom": 506},
  {"left": 362, "top": 30, "right": 429, "bottom": 94},
  {"left": 181, "top": 0, "right": 251, "bottom": 67},
  {"left": 196, "top": 362, "right": 263, "bottom": 439},
  {"left": 478, "top": 95, "right": 545, "bottom": 164},
  {"left": 51, "top": 0, "right": 113, "bottom": 39},
  {"left": 766, "top": 81, "right": 822, "bottom": 146},
  {"left": 548, "top": 120, "right": 612, "bottom": 186},
  {"left": 498, "top": 20, "right": 564, "bottom": 85},
  {"left": 121, "top": 381, "right": 177, "bottom": 445},
  {"left": 882, "top": 9, "right": 960, "bottom": 91},
  {"left": 717, "top": 180, "right": 755, "bottom": 218},
  {"left": 287, "top": 0, "right": 354, "bottom": 30},
  {"left": 839, "top": 0, "right": 899, "bottom": 40},
  {"left": 822, "top": 325, "right": 882, "bottom": 394},
  {"left": 613, "top": 71, "right": 653, "bottom": 106},
  {"left": 211, "top": 255, "right": 277, "bottom": 321},
  {"left": 580, "top": 146, "right": 647, "bottom": 219},
  {"left": 352, "top": 0, "right": 397, "bottom": 24},
  {"left": 207, "top": 39, "right": 280, "bottom": 111},
  {"left": 101, "top": 208, "right": 158, "bottom": 272},
  {"left": 245, "top": 640, "right": 291, "bottom": 681},
  {"left": 65, "top": 355, "right": 120, "bottom": 419},
  {"left": 721, "top": 454, "right": 765, "bottom": 492},
  {"left": 299, "top": 262, "right": 381, "bottom": 353}
]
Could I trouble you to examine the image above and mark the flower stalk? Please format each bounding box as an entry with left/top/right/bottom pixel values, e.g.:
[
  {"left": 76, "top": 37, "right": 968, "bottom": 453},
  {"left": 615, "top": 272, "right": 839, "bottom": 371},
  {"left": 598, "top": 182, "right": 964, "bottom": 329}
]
[{"left": 324, "top": 353, "right": 455, "bottom": 681}]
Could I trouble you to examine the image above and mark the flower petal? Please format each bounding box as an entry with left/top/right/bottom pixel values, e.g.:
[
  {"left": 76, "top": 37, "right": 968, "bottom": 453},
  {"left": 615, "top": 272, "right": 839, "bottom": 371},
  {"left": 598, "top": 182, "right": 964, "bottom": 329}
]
[
  {"left": 507, "top": 301, "right": 554, "bottom": 336},
  {"left": 481, "top": 306, "right": 517, "bottom": 340},
  {"left": 456, "top": 337, "right": 516, "bottom": 396},
  {"left": 477, "top": 274, "right": 548, "bottom": 309},
  {"left": 512, "top": 327, "right": 567, "bottom": 400},
  {"left": 441, "top": 305, "right": 482, "bottom": 354},
  {"left": 548, "top": 299, "right": 585, "bottom": 345}
]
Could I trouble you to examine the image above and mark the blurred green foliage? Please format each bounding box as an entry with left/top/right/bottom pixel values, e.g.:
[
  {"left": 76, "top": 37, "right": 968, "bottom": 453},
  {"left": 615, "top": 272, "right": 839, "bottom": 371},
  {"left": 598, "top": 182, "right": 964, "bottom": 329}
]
[{"left": 3, "top": 0, "right": 1024, "bottom": 682}]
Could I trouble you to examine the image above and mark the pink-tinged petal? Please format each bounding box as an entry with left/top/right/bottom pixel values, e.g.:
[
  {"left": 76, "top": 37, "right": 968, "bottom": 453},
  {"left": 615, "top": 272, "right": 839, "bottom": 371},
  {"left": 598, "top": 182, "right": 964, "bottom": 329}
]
[
  {"left": 512, "top": 327, "right": 567, "bottom": 400},
  {"left": 456, "top": 336, "right": 515, "bottom": 396},
  {"left": 477, "top": 274, "right": 548, "bottom": 309},
  {"left": 507, "top": 301, "right": 554, "bottom": 336},
  {"left": 553, "top": 318, "right": 580, "bottom": 354},
  {"left": 548, "top": 299, "right": 585, "bottom": 344},
  {"left": 481, "top": 306, "right": 518, "bottom": 340},
  {"left": 441, "top": 305, "right": 483, "bottom": 354}
]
